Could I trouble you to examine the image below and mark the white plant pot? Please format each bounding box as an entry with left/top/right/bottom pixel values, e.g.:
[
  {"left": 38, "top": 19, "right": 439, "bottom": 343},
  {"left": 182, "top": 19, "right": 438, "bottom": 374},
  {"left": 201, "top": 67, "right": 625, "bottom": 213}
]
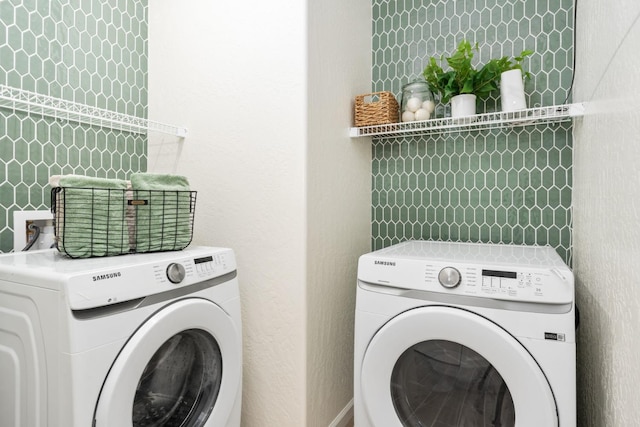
[
  {"left": 500, "top": 69, "right": 527, "bottom": 112},
  {"left": 450, "top": 94, "right": 476, "bottom": 118}
]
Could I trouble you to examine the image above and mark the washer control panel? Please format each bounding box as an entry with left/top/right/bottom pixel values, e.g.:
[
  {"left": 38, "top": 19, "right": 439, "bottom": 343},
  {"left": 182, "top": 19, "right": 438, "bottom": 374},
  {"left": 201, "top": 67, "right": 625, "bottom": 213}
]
[
  {"left": 429, "top": 263, "right": 571, "bottom": 304},
  {"left": 66, "top": 247, "right": 236, "bottom": 310},
  {"left": 360, "top": 253, "right": 573, "bottom": 305},
  {"left": 153, "top": 253, "right": 232, "bottom": 285},
  {"left": 192, "top": 254, "right": 229, "bottom": 277},
  {"left": 479, "top": 269, "right": 547, "bottom": 298}
]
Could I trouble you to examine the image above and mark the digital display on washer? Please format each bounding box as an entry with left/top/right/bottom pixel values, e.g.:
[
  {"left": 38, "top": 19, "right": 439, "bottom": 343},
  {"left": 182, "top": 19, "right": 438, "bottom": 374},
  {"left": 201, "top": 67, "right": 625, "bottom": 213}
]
[
  {"left": 482, "top": 269, "right": 517, "bottom": 279},
  {"left": 194, "top": 256, "right": 213, "bottom": 264}
]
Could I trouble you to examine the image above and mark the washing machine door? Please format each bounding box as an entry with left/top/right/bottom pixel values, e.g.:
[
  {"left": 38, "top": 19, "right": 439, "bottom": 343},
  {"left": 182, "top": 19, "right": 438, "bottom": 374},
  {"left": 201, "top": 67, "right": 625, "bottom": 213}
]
[
  {"left": 360, "top": 306, "right": 557, "bottom": 427},
  {"left": 94, "top": 298, "right": 241, "bottom": 427}
]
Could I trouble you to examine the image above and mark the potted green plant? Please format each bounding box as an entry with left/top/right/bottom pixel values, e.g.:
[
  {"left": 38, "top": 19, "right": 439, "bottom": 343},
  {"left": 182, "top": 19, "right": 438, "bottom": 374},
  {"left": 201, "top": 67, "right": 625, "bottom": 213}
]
[{"left": 423, "top": 40, "right": 532, "bottom": 117}]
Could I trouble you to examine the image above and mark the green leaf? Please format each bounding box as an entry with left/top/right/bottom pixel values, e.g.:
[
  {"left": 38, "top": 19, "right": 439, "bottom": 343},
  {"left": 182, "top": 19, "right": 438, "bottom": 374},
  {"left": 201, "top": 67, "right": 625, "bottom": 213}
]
[{"left": 422, "top": 40, "right": 535, "bottom": 102}]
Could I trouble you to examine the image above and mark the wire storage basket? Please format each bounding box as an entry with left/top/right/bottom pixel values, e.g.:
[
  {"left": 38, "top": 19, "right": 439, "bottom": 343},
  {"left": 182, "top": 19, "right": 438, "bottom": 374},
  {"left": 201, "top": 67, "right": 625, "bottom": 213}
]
[{"left": 51, "top": 187, "right": 197, "bottom": 258}]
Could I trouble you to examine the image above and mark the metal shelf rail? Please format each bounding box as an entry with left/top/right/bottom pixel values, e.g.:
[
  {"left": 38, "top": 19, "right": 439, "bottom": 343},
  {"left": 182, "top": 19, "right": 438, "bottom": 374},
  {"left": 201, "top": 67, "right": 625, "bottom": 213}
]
[
  {"left": 349, "top": 103, "right": 585, "bottom": 139},
  {"left": 0, "top": 84, "right": 187, "bottom": 137}
]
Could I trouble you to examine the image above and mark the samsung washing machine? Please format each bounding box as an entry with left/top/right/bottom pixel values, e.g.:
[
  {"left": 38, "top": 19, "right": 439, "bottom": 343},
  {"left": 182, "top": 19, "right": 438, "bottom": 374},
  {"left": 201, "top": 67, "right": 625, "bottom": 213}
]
[
  {"left": 0, "top": 246, "right": 242, "bottom": 427},
  {"left": 354, "top": 240, "right": 576, "bottom": 427}
]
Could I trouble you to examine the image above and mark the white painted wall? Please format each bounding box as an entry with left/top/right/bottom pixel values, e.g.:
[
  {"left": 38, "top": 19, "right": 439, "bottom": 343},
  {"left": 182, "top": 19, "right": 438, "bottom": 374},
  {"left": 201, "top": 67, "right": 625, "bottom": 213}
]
[
  {"left": 306, "top": 1, "right": 372, "bottom": 425},
  {"left": 148, "top": 1, "right": 371, "bottom": 426},
  {"left": 573, "top": 2, "right": 640, "bottom": 425}
]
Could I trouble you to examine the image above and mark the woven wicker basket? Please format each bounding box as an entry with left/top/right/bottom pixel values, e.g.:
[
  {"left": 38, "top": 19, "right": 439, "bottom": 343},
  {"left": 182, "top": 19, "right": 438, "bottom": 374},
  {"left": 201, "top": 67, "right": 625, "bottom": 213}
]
[{"left": 354, "top": 91, "right": 399, "bottom": 126}]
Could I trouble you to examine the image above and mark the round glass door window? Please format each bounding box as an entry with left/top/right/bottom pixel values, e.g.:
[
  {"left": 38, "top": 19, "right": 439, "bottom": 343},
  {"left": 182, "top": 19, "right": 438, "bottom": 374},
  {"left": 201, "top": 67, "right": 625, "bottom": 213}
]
[
  {"left": 391, "top": 340, "right": 515, "bottom": 427},
  {"left": 132, "top": 329, "right": 222, "bottom": 427}
]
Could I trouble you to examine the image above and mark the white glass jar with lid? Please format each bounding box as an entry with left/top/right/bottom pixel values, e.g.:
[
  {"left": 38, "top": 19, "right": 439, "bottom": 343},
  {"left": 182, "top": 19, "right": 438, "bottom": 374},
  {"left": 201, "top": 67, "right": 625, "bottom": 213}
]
[{"left": 400, "top": 80, "right": 435, "bottom": 122}]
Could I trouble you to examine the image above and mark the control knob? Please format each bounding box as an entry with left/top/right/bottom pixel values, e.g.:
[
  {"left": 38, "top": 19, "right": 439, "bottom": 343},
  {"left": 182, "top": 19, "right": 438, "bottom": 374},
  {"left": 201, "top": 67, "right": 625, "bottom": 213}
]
[
  {"left": 438, "top": 266, "right": 461, "bottom": 288},
  {"left": 166, "top": 263, "right": 186, "bottom": 284}
]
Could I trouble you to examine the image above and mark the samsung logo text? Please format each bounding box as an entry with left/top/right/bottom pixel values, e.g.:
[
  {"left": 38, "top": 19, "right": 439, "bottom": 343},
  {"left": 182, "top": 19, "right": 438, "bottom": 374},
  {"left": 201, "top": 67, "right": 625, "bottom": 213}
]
[{"left": 93, "top": 272, "right": 122, "bottom": 282}]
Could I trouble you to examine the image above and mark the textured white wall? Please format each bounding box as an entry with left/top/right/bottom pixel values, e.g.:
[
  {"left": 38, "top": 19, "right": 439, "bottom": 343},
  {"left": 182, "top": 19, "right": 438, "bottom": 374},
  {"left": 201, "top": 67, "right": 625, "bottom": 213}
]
[
  {"left": 148, "top": 1, "right": 307, "bottom": 426},
  {"left": 306, "top": 0, "right": 372, "bottom": 425},
  {"left": 573, "top": 1, "right": 640, "bottom": 425},
  {"left": 148, "top": 1, "right": 371, "bottom": 426}
]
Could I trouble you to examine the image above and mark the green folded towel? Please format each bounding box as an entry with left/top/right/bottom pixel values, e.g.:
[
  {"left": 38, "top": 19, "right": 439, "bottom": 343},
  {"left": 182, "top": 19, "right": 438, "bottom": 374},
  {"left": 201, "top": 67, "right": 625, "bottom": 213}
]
[
  {"left": 54, "top": 176, "right": 129, "bottom": 258},
  {"left": 130, "top": 173, "right": 193, "bottom": 253},
  {"left": 129, "top": 173, "right": 190, "bottom": 191},
  {"left": 57, "top": 175, "right": 129, "bottom": 189}
]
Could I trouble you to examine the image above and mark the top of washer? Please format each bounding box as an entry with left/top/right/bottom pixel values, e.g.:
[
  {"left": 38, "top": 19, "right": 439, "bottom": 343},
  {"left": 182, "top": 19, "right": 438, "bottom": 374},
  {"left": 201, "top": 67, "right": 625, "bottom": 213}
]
[
  {"left": 0, "top": 246, "right": 236, "bottom": 310},
  {"left": 358, "top": 240, "right": 573, "bottom": 305},
  {"left": 368, "top": 240, "right": 567, "bottom": 268},
  {"left": 0, "top": 246, "right": 233, "bottom": 276}
]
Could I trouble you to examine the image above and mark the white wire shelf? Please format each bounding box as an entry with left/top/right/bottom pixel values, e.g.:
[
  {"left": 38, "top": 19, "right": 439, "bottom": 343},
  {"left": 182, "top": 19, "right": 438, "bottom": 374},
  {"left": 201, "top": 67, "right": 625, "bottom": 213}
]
[
  {"left": 0, "top": 84, "right": 187, "bottom": 137},
  {"left": 349, "top": 103, "right": 585, "bottom": 139}
]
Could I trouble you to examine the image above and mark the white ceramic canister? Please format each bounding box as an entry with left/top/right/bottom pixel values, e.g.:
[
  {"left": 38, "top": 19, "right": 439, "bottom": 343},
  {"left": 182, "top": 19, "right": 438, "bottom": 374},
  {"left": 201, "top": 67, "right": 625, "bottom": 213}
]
[{"left": 500, "top": 69, "right": 527, "bottom": 112}]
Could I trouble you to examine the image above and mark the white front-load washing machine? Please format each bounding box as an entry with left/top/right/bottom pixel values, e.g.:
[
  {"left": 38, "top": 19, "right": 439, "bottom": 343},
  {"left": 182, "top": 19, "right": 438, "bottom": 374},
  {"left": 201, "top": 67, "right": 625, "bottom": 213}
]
[
  {"left": 354, "top": 240, "right": 576, "bottom": 427},
  {"left": 0, "top": 246, "right": 242, "bottom": 427}
]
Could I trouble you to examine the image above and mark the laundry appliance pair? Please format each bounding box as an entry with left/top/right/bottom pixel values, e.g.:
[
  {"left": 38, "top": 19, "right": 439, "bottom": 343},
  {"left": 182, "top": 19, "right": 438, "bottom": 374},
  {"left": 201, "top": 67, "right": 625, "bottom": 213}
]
[
  {"left": 0, "top": 246, "right": 242, "bottom": 427},
  {"left": 355, "top": 240, "right": 576, "bottom": 427}
]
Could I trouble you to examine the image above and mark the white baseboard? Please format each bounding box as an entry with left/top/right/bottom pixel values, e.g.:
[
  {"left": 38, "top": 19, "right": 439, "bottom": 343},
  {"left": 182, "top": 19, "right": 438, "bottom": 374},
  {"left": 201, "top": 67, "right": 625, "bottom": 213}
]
[{"left": 328, "top": 399, "right": 354, "bottom": 427}]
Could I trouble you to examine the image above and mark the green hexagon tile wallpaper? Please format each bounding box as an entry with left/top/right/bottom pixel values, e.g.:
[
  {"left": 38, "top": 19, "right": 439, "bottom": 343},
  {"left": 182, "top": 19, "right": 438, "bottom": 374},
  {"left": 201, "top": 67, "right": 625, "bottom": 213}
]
[
  {"left": 0, "top": 0, "right": 148, "bottom": 252},
  {"left": 370, "top": 0, "right": 574, "bottom": 264},
  {"left": 1, "top": 0, "right": 575, "bottom": 261}
]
